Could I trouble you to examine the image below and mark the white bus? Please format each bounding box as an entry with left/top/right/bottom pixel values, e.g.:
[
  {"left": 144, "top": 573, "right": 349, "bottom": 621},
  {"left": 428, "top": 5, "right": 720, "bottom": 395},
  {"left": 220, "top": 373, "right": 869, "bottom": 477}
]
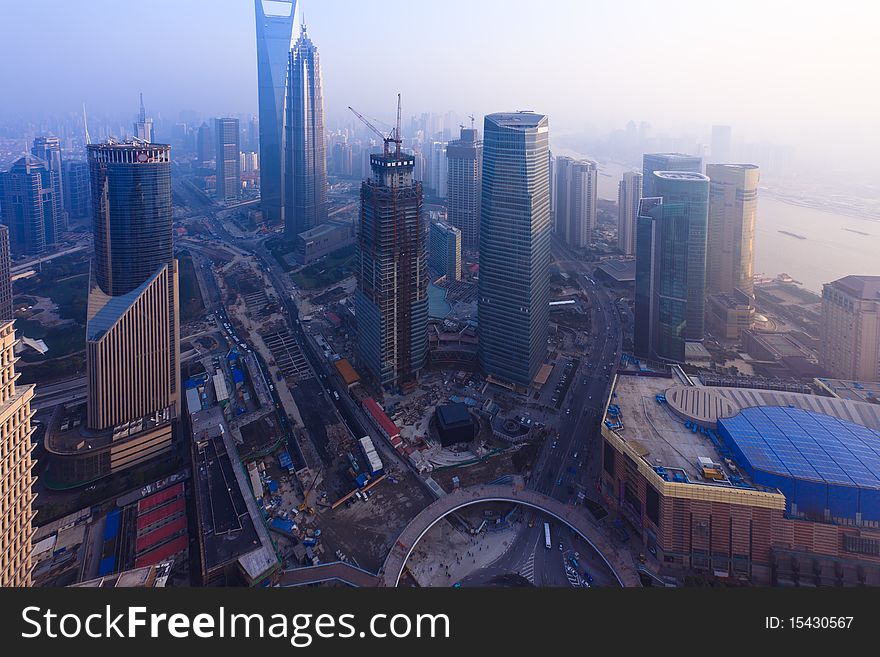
[{"left": 543, "top": 522, "right": 552, "bottom": 550}]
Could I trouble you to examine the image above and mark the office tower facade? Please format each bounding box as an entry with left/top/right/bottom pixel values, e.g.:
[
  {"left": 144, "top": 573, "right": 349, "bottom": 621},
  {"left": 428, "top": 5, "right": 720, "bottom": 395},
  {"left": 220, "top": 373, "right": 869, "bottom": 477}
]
[
  {"left": 634, "top": 171, "right": 710, "bottom": 363},
  {"left": 710, "top": 125, "right": 732, "bottom": 163},
  {"left": 255, "top": 0, "right": 297, "bottom": 224},
  {"left": 555, "top": 157, "right": 597, "bottom": 248},
  {"left": 0, "top": 321, "right": 35, "bottom": 586},
  {"left": 63, "top": 160, "right": 91, "bottom": 220},
  {"left": 31, "top": 135, "right": 67, "bottom": 230},
  {"left": 821, "top": 276, "right": 880, "bottom": 382},
  {"left": 0, "top": 226, "right": 12, "bottom": 321},
  {"left": 705, "top": 163, "right": 759, "bottom": 298},
  {"left": 86, "top": 140, "right": 180, "bottom": 430},
  {"left": 196, "top": 122, "right": 212, "bottom": 163},
  {"left": 617, "top": 171, "right": 642, "bottom": 256},
  {"left": 429, "top": 221, "right": 462, "bottom": 281},
  {"left": 134, "top": 93, "right": 154, "bottom": 142},
  {"left": 425, "top": 141, "right": 448, "bottom": 198},
  {"left": 284, "top": 23, "right": 328, "bottom": 238},
  {"left": 478, "top": 112, "right": 551, "bottom": 387},
  {"left": 0, "top": 155, "right": 60, "bottom": 256},
  {"left": 642, "top": 153, "right": 702, "bottom": 198},
  {"left": 446, "top": 127, "right": 482, "bottom": 250},
  {"left": 215, "top": 118, "right": 241, "bottom": 202},
  {"left": 355, "top": 150, "right": 428, "bottom": 388}
]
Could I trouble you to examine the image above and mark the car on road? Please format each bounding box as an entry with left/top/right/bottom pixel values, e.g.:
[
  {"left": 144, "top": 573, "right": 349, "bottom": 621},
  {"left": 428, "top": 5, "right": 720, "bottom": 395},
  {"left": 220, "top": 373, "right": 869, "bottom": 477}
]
[
  {"left": 558, "top": 542, "right": 564, "bottom": 551},
  {"left": 556, "top": 478, "right": 562, "bottom": 486},
  {"left": 566, "top": 408, "right": 571, "bottom": 414}
]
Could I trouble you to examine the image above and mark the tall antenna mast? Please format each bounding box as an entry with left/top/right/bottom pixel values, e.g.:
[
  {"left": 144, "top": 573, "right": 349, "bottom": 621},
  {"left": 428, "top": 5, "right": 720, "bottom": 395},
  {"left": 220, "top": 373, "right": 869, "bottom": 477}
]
[
  {"left": 82, "top": 102, "right": 91, "bottom": 145},
  {"left": 395, "top": 93, "right": 402, "bottom": 156}
]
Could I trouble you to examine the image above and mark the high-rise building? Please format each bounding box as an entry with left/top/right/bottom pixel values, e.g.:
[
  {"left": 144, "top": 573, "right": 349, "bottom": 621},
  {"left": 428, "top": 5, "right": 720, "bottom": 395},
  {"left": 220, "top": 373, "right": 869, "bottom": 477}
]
[
  {"left": 617, "top": 171, "right": 642, "bottom": 256},
  {"left": 821, "top": 276, "right": 880, "bottom": 382},
  {"left": 196, "top": 122, "right": 212, "bottom": 163},
  {"left": 215, "top": 117, "right": 241, "bottom": 202},
  {"left": 554, "top": 157, "right": 597, "bottom": 248},
  {"left": 425, "top": 140, "right": 448, "bottom": 198},
  {"left": 429, "top": 221, "right": 461, "bottom": 281},
  {"left": 0, "top": 226, "right": 12, "bottom": 321},
  {"left": 634, "top": 171, "right": 710, "bottom": 363},
  {"left": 134, "top": 92, "right": 154, "bottom": 143},
  {"left": 255, "top": 0, "right": 297, "bottom": 224},
  {"left": 705, "top": 164, "right": 759, "bottom": 298},
  {"left": 478, "top": 112, "right": 551, "bottom": 387},
  {"left": 0, "top": 321, "right": 35, "bottom": 586},
  {"left": 86, "top": 140, "right": 179, "bottom": 430},
  {"left": 355, "top": 149, "right": 428, "bottom": 388},
  {"left": 31, "top": 135, "right": 67, "bottom": 230},
  {"left": 284, "top": 22, "right": 328, "bottom": 238},
  {"left": 710, "top": 125, "right": 732, "bottom": 163},
  {"left": 0, "top": 155, "right": 60, "bottom": 255},
  {"left": 446, "top": 127, "right": 482, "bottom": 250},
  {"left": 642, "top": 153, "right": 702, "bottom": 198},
  {"left": 63, "top": 160, "right": 91, "bottom": 220}
]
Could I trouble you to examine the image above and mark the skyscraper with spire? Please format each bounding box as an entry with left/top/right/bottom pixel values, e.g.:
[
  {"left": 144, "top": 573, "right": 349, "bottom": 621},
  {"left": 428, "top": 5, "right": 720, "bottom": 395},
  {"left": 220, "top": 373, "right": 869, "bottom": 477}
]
[
  {"left": 134, "top": 93, "right": 153, "bottom": 142},
  {"left": 284, "top": 19, "right": 328, "bottom": 237},
  {"left": 255, "top": 0, "right": 297, "bottom": 225}
]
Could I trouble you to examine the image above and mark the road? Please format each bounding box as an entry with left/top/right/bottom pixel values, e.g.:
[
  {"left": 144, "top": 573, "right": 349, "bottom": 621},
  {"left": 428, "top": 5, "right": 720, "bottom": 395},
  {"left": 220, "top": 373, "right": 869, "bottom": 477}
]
[{"left": 464, "top": 237, "right": 625, "bottom": 587}]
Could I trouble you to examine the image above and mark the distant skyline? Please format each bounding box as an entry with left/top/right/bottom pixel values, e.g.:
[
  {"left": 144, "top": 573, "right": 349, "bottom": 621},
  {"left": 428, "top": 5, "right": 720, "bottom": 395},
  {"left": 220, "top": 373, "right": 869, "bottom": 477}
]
[{"left": 1, "top": 1, "right": 878, "bottom": 176}]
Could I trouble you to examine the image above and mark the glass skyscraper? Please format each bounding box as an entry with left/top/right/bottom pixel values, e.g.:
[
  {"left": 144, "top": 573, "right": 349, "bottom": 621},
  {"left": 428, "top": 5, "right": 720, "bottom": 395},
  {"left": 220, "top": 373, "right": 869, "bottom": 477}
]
[
  {"left": 255, "top": 0, "right": 297, "bottom": 224},
  {"left": 0, "top": 155, "right": 60, "bottom": 255},
  {"left": 31, "top": 135, "right": 66, "bottom": 230},
  {"left": 634, "top": 171, "right": 709, "bottom": 363},
  {"left": 478, "top": 112, "right": 551, "bottom": 387},
  {"left": 87, "top": 140, "right": 179, "bottom": 429},
  {"left": 446, "top": 127, "right": 482, "bottom": 250},
  {"left": 284, "top": 23, "right": 328, "bottom": 238},
  {"left": 215, "top": 117, "right": 241, "bottom": 202},
  {"left": 642, "top": 152, "right": 702, "bottom": 198}
]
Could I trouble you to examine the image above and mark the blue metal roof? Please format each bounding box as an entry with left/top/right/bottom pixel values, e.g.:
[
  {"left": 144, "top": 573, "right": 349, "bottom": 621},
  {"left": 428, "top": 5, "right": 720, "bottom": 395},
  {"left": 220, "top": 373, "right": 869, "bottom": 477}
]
[{"left": 719, "top": 406, "right": 880, "bottom": 490}]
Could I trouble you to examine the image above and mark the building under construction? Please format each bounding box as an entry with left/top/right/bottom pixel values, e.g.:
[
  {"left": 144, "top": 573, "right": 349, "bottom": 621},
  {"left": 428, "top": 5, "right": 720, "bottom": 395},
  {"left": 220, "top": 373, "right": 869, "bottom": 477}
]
[{"left": 354, "top": 100, "right": 428, "bottom": 388}]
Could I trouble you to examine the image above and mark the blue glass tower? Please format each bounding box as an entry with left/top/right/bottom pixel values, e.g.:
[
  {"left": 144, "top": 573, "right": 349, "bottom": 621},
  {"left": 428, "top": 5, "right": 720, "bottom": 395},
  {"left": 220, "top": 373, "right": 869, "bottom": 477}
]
[
  {"left": 255, "top": 0, "right": 297, "bottom": 225},
  {"left": 478, "top": 112, "right": 551, "bottom": 387},
  {"left": 634, "top": 171, "right": 709, "bottom": 363}
]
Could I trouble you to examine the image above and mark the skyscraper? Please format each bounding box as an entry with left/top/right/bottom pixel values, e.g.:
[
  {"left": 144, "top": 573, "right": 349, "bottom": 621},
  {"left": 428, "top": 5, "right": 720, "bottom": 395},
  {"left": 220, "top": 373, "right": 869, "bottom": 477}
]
[
  {"left": 0, "top": 226, "right": 12, "bottom": 321},
  {"left": 0, "top": 155, "right": 60, "bottom": 255},
  {"left": 705, "top": 163, "right": 759, "bottom": 298},
  {"left": 710, "top": 125, "right": 732, "bottom": 163},
  {"left": 215, "top": 117, "right": 241, "bottom": 202},
  {"left": 284, "top": 22, "right": 328, "bottom": 238},
  {"left": 446, "top": 126, "right": 482, "bottom": 250},
  {"left": 555, "top": 157, "right": 597, "bottom": 248},
  {"left": 63, "top": 159, "right": 91, "bottom": 220},
  {"left": 86, "top": 140, "right": 180, "bottom": 430},
  {"left": 255, "top": 0, "right": 297, "bottom": 224},
  {"left": 134, "top": 92, "right": 154, "bottom": 142},
  {"left": 642, "top": 153, "right": 702, "bottom": 198},
  {"left": 821, "top": 276, "right": 880, "bottom": 382},
  {"left": 429, "top": 221, "right": 461, "bottom": 281},
  {"left": 196, "top": 122, "right": 212, "bottom": 163},
  {"left": 31, "top": 135, "right": 66, "bottom": 230},
  {"left": 617, "top": 171, "right": 642, "bottom": 256},
  {"left": 355, "top": 149, "right": 428, "bottom": 388},
  {"left": 634, "top": 171, "right": 709, "bottom": 363},
  {"left": 478, "top": 112, "right": 551, "bottom": 387},
  {"left": 0, "top": 321, "right": 35, "bottom": 587}
]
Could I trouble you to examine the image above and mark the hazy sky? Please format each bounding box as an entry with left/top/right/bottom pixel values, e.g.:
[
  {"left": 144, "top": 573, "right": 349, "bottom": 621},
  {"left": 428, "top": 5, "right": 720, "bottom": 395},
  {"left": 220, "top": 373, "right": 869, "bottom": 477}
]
[{"left": 2, "top": 0, "right": 878, "bottom": 171}]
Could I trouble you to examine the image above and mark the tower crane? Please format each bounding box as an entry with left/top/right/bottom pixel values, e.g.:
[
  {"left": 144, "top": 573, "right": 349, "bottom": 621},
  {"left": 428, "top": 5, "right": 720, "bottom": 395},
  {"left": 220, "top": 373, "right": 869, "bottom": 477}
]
[{"left": 348, "top": 94, "right": 403, "bottom": 157}]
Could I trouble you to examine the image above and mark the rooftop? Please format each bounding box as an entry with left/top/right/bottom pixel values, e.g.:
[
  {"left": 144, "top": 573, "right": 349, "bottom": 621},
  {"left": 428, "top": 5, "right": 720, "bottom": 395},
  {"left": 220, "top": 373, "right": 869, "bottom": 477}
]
[
  {"left": 719, "top": 406, "right": 880, "bottom": 491},
  {"left": 826, "top": 275, "right": 880, "bottom": 300},
  {"left": 652, "top": 171, "right": 710, "bottom": 182},
  {"left": 486, "top": 111, "right": 547, "bottom": 129},
  {"left": 815, "top": 378, "right": 880, "bottom": 404}
]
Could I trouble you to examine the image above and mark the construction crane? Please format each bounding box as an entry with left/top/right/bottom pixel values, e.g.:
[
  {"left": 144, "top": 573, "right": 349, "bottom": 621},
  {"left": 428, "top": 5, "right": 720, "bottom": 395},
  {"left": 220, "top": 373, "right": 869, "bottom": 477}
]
[
  {"left": 468, "top": 114, "right": 475, "bottom": 129},
  {"left": 348, "top": 94, "right": 403, "bottom": 157}
]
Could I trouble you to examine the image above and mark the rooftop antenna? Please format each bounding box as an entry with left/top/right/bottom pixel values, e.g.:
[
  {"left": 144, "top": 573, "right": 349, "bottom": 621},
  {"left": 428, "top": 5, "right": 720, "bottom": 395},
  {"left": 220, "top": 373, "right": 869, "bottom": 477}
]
[{"left": 82, "top": 102, "right": 91, "bottom": 145}]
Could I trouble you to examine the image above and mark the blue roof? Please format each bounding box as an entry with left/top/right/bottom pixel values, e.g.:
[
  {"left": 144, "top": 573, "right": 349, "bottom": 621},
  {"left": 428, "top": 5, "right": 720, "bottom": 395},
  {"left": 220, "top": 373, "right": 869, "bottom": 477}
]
[
  {"left": 103, "top": 509, "right": 121, "bottom": 541},
  {"left": 719, "top": 406, "right": 880, "bottom": 490}
]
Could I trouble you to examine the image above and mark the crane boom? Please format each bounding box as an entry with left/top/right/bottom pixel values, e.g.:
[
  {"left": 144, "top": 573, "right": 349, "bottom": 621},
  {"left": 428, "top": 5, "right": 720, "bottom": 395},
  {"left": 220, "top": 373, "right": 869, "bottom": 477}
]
[{"left": 349, "top": 95, "right": 404, "bottom": 157}]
